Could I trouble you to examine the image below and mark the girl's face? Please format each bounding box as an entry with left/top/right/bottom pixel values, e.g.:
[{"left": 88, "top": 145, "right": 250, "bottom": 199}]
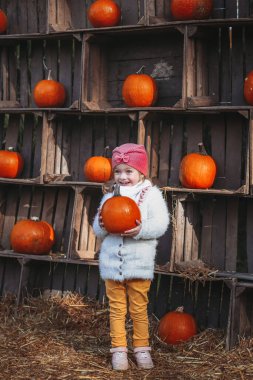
[{"left": 114, "top": 164, "right": 142, "bottom": 186}]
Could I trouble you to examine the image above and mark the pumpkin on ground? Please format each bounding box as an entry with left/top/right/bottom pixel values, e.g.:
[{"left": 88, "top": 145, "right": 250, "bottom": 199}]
[
  {"left": 0, "top": 9, "right": 8, "bottom": 33},
  {"left": 33, "top": 69, "right": 66, "bottom": 108},
  {"left": 10, "top": 218, "right": 55, "bottom": 255},
  {"left": 158, "top": 306, "right": 197, "bottom": 345},
  {"left": 101, "top": 184, "right": 141, "bottom": 233},
  {"left": 84, "top": 147, "right": 112, "bottom": 182},
  {"left": 179, "top": 143, "right": 216, "bottom": 189},
  {"left": 0, "top": 147, "right": 24, "bottom": 178},
  {"left": 244, "top": 71, "right": 253, "bottom": 105},
  {"left": 122, "top": 66, "right": 158, "bottom": 107},
  {"left": 170, "top": 0, "right": 213, "bottom": 20},
  {"left": 87, "top": 0, "right": 121, "bottom": 28}
]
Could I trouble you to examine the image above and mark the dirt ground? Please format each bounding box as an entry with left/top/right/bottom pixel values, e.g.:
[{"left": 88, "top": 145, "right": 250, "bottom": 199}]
[{"left": 0, "top": 293, "right": 252, "bottom": 380}]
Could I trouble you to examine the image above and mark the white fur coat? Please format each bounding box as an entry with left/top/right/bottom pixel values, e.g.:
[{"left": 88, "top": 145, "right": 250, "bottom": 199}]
[{"left": 93, "top": 185, "right": 170, "bottom": 281}]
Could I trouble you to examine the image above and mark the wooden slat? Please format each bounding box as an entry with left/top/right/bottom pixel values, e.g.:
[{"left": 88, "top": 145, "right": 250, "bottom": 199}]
[
  {"left": 173, "top": 199, "right": 185, "bottom": 264},
  {"left": 53, "top": 189, "right": 69, "bottom": 252},
  {"left": 225, "top": 198, "right": 239, "bottom": 271},
  {"left": 21, "top": 115, "right": 34, "bottom": 178},
  {"left": 186, "top": 115, "right": 203, "bottom": 153},
  {"left": 184, "top": 202, "right": 194, "bottom": 261},
  {"left": 30, "top": 187, "right": 43, "bottom": 219},
  {"left": 210, "top": 114, "right": 226, "bottom": 188},
  {"left": 211, "top": 198, "right": 226, "bottom": 270},
  {"left": 1, "top": 187, "right": 18, "bottom": 249},
  {"left": 200, "top": 199, "right": 214, "bottom": 267},
  {"left": 17, "top": 187, "right": 32, "bottom": 220},
  {"left": 41, "top": 188, "right": 57, "bottom": 225},
  {"left": 86, "top": 265, "right": 99, "bottom": 299},
  {"left": 225, "top": 113, "right": 243, "bottom": 189},
  {"left": 169, "top": 117, "right": 183, "bottom": 186},
  {"left": 5, "top": 114, "right": 20, "bottom": 149},
  {"left": 30, "top": 41, "right": 44, "bottom": 108},
  {"left": 59, "top": 39, "right": 72, "bottom": 105},
  {"left": 208, "top": 281, "right": 223, "bottom": 328},
  {"left": 247, "top": 200, "right": 253, "bottom": 272},
  {"left": 79, "top": 117, "right": 93, "bottom": 181},
  {"left": 159, "top": 118, "right": 171, "bottom": 186}
]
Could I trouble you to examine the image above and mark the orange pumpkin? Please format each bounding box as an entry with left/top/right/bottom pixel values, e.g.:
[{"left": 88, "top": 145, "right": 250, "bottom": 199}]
[
  {"left": 88, "top": 0, "right": 121, "bottom": 28},
  {"left": 10, "top": 218, "right": 55, "bottom": 255},
  {"left": 101, "top": 185, "right": 141, "bottom": 233},
  {"left": 171, "top": 0, "right": 213, "bottom": 20},
  {"left": 84, "top": 147, "right": 112, "bottom": 182},
  {"left": 122, "top": 67, "right": 158, "bottom": 107},
  {"left": 244, "top": 70, "right": 253, "bottom": 105},
  {"left": 158, "top": 306, "right": 197, "bottom": 345},
  {"left": 0, "top": 9, "right": 8, "bottom": 33},
  {"left": 179, "top": 143, "right": 216, "bottom": 189},
  {"left": 0, "top": 148, "right": 24, "bottom": 178},
  {"left": 33, "top": 69, "right": 66, "bottom": 108}
]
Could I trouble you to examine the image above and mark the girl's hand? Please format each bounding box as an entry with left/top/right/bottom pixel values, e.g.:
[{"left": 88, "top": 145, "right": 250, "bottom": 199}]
[
  {"left": 98, "top": 209, "right": 105, "bottom": 229},
  {"left": 121, "top": 220, "right": 142, "bottom": 237}
]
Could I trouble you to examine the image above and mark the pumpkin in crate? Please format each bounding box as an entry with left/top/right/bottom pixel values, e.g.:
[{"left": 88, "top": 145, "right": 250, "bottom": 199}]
[
  {"left": 84, "top": 146, "right": 112, "bottom": 182},
  {"left": 158, "top": 306, "right": 197, "bottom": 345},
  {"left": 101, "top": 185, "right": 141, "bottom": 233},
  {"left": 10, "top": 218, "right": 55, "bottom": 255},
  {"left": 170, "top": 0, "right": 213, "bottom": 20},
  {"left": 0, "top": 147, "right": 24, "bottom": 178},
  {"left": 179, "top": 143, "right": 216, "bottom": 189},
  {"left": 88, "top": 0, "right": 121, "bottom": 28},
  {"left": 33, "top": 68, "right": 66, "bottom": 108},
  {"left": 244, "top": 70, "right": 253, "bottom": 105},
  {"left": 0, "top": 9, "right": 8, "bottom": 33},
  {"left": 122, "top": 66, "right": 158, "bottom": 107}
]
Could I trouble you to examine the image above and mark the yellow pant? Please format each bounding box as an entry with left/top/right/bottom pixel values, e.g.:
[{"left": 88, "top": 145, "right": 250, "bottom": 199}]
[{"left": 105, "top": 279, "right": 151, "bottom": 348}]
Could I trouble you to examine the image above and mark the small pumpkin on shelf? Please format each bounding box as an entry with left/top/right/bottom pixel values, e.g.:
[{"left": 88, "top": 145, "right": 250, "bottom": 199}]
[
  {"left": 170, "top": 0, "right": 213, "bottom": 21},
  {"left": 101, "top": 184, "right": 141, "bottom": 234},
  {"left": 179, "top": 143, "right": 217, "bottom": 189},
  {"left": 10, "top": 217, "right": 55, "bottom": 255},
  {"left": 122, "top": 66, "right": 158, "bottom": 107},
  {"left": 33, "top": 59, "right": 66, "bottom": 108},
  {"left": 0, "top": 9, "right": 8, "bottom": 33},
  {"left": 158, "top": 306, "right": 197, "bottom": 345},
  {"left": 0, "top": 147, "right": 24, "bottom": 178},
  {"left": 87, "top": 0, "right": 121, "bottom": 28},
  {"left": 84, "top": 146, "right": 112, "bottom": 183}
]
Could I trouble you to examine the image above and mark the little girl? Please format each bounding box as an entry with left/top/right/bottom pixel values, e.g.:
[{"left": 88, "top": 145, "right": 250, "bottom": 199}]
[{"left": 93, "top": 143, "right": 169, "bottom": 371}]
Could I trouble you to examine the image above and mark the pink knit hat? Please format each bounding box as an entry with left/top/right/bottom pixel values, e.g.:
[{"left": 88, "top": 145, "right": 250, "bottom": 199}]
[{"left": 112, "top": 143, "right": 148, "bottom": 176}]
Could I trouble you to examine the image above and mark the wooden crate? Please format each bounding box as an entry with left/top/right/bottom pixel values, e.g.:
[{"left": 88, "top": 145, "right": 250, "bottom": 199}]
[
  {"left": 42, "top": 114, "right": 138, "bottom": 183},
  {"left": 139, "top": 112, "right": 249, "bottom": 194},
  {"left": 146, "top": 0, "right": 253, "bottom": 25},
  {"left": 186, "top": 24, "right": 253, "bottom": 108},
  {"left": 0, "top": 36, "right": 82, "bottom": 109},
  {"left": 0, "top": 184, "right": 74, "bottom": 256},
  {"left": 48, "top": 0, "right": 145, "bottom": 32},
  {"left": 0, "top": 0, "right": 47, "bottom": 34},
  {"left": 170, "top": 196, "right": 253, "bottom": 274},
  {"left": 82, "top": 28, "right": 184, "bottom": 110},
  {"left": 0, "top": 113, "right": 43, "bottom": 182},
  {"left": 228, "top": 280, "right": 253, "bottom": 349}
]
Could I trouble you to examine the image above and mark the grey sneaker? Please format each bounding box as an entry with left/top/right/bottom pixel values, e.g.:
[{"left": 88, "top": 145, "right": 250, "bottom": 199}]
[
  {"left": 110, "top": 347, "right": 128, "bottom": 371},
  {"left": 134, "top": 346, "right": 154, "bottom": 369}
]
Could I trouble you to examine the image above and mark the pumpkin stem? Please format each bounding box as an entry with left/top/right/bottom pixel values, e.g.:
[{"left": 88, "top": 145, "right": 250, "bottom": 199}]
[
  {"left": 175, "top": 306, "right": 184, "bottom": 313},
  {"left": 31, "top": 216, "right": 40, "bottom": 222},
  {"left": 198, "top": 142, "right": 208, "bottom": 155},
  {"left": 43, "top": 57, "right": 53, "bottom": 80},
  {"left": 114, "top": 184, "right": 121, "bottom": 197},
  {"left": 7, "top": 147, "right": 15, "bottom": 152},
  {"left": 104, "top": 146, "right": 110, "bottom": 158},
  {"left": 136, "top": 65, "right": 145, "bottom": 75}
]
